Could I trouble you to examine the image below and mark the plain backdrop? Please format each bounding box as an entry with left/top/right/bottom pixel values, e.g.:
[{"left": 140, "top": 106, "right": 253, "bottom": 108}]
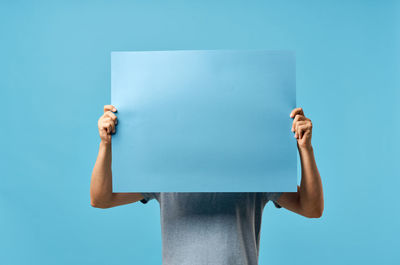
[{"left": 0, "top": 1, "right": 399, "bottom": 265}]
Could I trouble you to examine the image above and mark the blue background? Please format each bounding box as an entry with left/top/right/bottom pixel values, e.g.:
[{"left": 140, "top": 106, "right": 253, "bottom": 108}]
[{"left": 0, "top": 1, "right": 399, "bottom": 264}]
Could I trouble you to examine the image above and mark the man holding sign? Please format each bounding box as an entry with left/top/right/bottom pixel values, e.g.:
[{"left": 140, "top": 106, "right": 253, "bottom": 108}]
[
  {"left": 91, "top": 104, "right": 323, "bottom": 265},
  {"left": 91, "top": 50, "right": 323, "bottom": 265}
]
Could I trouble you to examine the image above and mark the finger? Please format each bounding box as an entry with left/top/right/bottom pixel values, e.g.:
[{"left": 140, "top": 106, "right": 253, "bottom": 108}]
[
  {"left": 290, "top": 107, "right": 304, "bottom": 118},
  {"left": 102, "top": 120, "right": 115, "bottom": 134},
  {"left": 104, "top": 111, "right": 118, "bottom": 124},
  {"left": 107, "top": 123, "right": 113, "bottom": 134},
  {"left": 101, "top": 123, "right": 110, "bottom": 135},
  {"left": 294, "top": 121, "right": 307, "bottom": 138},
  {"left": 295, "top": 120, "right": 307, "bottom": 132},
  {"left": 292, "top": 115, "right": 306, "bottom": 132},
  {"left": 99, "top": 126, "right": 108, "bottom": 137},
  {"left": 101, "top": 123, "right": 111, "bottom": 134},
  {"left": 299, "top": 121, "right": 313, "bottom": 139},
  {"left": 298, "top": 124, "right": 309, "bottom": 139},
  {"left": 107, "top": 120, "right": 116, "bottom": 134},
  {"left": 104, "top": 105, "right": 117, "bottom": 113},
  {"left": 103, "top": 116, "right": 116, "bottom": 126}
]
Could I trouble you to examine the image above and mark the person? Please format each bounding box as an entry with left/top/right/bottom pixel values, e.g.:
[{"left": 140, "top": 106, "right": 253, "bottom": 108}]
[{"left": 91, "top": 104, "right": 324, "bottom": 265}]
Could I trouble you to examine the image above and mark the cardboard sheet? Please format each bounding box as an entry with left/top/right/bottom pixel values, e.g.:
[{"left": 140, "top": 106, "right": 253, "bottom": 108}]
[{"left": 111, "top": 50, "right": 297, "bottom": 192}]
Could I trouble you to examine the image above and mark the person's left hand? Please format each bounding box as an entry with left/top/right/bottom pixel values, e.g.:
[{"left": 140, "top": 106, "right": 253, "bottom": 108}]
[{"left": 290, "top": 107, "right": 313, "bottom": 150}]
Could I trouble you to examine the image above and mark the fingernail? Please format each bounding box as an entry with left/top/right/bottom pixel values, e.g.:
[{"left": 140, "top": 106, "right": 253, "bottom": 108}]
[{"left": 113, "top": 108, "right": 116, "bottom": 111}]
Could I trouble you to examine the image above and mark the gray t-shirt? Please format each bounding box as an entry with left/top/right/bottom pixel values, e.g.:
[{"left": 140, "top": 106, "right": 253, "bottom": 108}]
[{"left": 140, "top": 192, "right": 283, "bottom": 265}]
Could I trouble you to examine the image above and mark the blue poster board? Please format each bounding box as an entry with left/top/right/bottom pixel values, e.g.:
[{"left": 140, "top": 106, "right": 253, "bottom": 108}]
[{"left": 111, "top": 50, "right": 297, "bottom": 192}]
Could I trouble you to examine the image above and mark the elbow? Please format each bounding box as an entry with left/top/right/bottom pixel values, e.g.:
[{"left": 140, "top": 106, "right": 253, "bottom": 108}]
[
  {"left": 302, "top": 203, "right": 324, "bottom": 219},
  {"left": 90, "top": 198, "right": 111, "bottom": 209},
  {"left": 306, "top": 207, "right": 324, "bottom": 218}
]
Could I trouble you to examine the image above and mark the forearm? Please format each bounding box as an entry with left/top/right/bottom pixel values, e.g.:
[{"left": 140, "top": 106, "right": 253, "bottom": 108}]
[
  {"left": 90, "top": 141, "right": 113, "bottom": 207},
  {"left": 298, "top": 145, "right": 324, "bottom": 217}
]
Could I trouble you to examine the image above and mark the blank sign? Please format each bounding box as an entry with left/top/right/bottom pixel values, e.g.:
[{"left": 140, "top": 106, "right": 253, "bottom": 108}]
[{"left": 111, "top": 50, "right": 297, "bottom": 192}]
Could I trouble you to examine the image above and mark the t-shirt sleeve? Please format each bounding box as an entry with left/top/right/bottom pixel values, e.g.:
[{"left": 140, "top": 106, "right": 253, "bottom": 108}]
[
  {"left": 265, "top": 192, "right": 283, "bottom": 209},
  {"left": 140, "top": 193, "right": 159, "bottom": 204}
]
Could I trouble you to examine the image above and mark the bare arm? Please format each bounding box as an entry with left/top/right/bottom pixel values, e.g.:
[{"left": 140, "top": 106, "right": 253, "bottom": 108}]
[
  {"left": 275, "top": 108, "right": 324, "bottom": 218},
  {"left": 90, "top": 104, "right": 144, "bottom": 209}
]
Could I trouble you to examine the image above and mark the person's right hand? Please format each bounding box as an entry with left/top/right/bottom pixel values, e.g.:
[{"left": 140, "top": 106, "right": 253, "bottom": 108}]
[{"left": 98, "top": 105, "right": 118, "bottom": 144}]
